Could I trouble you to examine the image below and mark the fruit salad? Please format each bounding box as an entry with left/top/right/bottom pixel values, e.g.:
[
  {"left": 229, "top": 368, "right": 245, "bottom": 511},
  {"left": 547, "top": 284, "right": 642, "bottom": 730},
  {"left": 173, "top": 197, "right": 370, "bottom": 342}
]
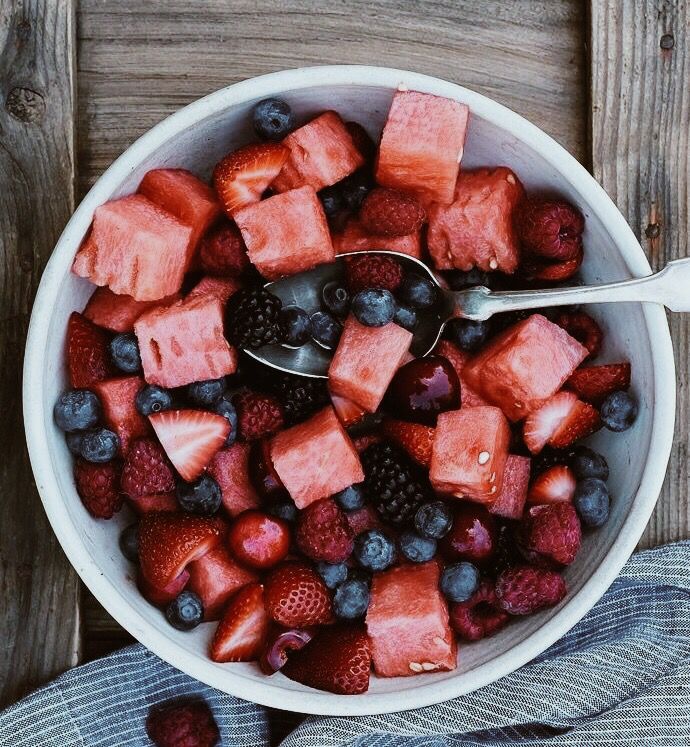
[{"left": 54, "top": 89, "right": 639, "bottom": 695}]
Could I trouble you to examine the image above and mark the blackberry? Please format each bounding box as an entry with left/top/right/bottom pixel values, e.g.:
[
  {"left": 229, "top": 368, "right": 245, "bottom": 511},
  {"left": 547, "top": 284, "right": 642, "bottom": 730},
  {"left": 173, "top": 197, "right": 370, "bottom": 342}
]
[
  {"left": 269, "top": 373, "right": 330, "bottom": 424},
  {"left": 226, "top": 287, "right": 283, "bottom": 349},
  {"left": 361, "top": 441, "right": 432, "bottom": 526}
]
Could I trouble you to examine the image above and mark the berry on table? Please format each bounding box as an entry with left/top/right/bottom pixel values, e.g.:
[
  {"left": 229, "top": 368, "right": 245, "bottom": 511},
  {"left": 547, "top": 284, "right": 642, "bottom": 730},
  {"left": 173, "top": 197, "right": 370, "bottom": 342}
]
[
  {"left": 333, "top": 578, "right": 370, "bottom": 619},
  {"left": 253, "top": 97, "right": 294, "bottom": 141},
  {"left": 79, "top": 427, "right": 120, "bottom": 463},
  {"left": 74, "top": 458, "right": 123, "bottom": 519},
  {"left": 351, "top": 288, "right": 396, "bottom": 327},
  {"left": 310, "top": 310, "right": 342, "bottom": 349},
  {"left": 444, "top": 317, "right": 491, "bottom": 352},
  {"left": 135, "top": 385, "right": 173, "bottom": 417},
  {"left": 415, "top": 501, "right": 453, "bottom": 539},
  {"left": 333, "top": 483, "right": 366, "bottom": 511},
  {"left": 353, "top": 529, "right": 397, "bottom": 572},
  {"left": 574, "top": 477, "right": 610, "bottom": 527},
  {"left": 440, "top": 562, "right": 480, "bottom": 602},
  {"left": 569, "top": 445, "right": 609, "bottom": 481},
  {"left": 600, "top": 390, "right": 638, "bottom": 432},
  {"left": 321, "top": 280, "right": 350, "bottom": 318},
  {"left": 345, "top": 253, "right": 402, "bottom": 294},
  {"left": 359, "top": 187, "right": 426, "bottom": 237},
  {"left": 316, "top": 561, "right": 349, "bottom": 589},
  {"left": 54, "top": 389, "right": 101, "bottom": 432},
  {"left": 234, "top": 390, "right": 284, "bottom": 441},
  {"left": 187, "top": 378, "right": 226, "bottom": 407},
  {"left": 121, "top": 438, "right": 176, "bottom": 498},
  {"left": 176, "top": 474, "right": 222, "bottom": 516},
  {"left": 393, "top": 303, "right": 417, "bottom": 331},
  {"left": 397, "top": 273, "right": 437, "bottom": 309},
  {"left": 109, "top": 332, "right": 141, "bottom": 373},
  {"left": 226, "top": 286, "right": 283, "bottom": 349},
  {"left": 146, "top": 700, "right": 219, "bottom": 747},
  {"left": 516, "top": 198, "right": 584, "bottom": 261},
  {"left": 495, "top": 565, "right": 567, "bottom": 615},
  {"left": 214, "top": 394, "right": 238, "bottom": 445},
  {"left": 228, "top": 509, "right": 290, "bottom": 569},
  {"left": 296, "top": 497, "right": 354, "bottom": 564},
  {"left": 449, "top": 580, "right": 510, "bottom": 641},
  {"left": 398, "top": 530, "right": 437, "bottom": 563},
  {"left": 279, "top": 305, "right": 312, "bottom": 347},
  {"left": 119, "top": 523, "right": 139, "bottom": 562},
  {"left": 165, "top": 590, "right": 204, "bottom": 631}
]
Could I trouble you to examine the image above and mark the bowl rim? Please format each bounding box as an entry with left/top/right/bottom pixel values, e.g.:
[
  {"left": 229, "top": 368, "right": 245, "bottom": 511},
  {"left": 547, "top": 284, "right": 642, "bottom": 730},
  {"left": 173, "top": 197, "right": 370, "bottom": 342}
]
[{"left": 23, "top": 65, "right": 676, "bottom": 716}]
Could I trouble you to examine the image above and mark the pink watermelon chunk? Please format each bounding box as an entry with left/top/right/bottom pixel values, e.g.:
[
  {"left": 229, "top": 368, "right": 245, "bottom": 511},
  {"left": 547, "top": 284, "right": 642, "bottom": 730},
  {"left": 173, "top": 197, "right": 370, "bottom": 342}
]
[
  {"left": 138, "top": 168, "right": 221, "bottom": 252},
  {"left": 270, "top": 406, "right": 364, "bottom": 509},
  {"left": 333, "top": 217, "right": 422, "bottom": 258},
  {"left": 83, "top": 287, "right": 181, "bottom": 333},
  {"left": 366, "top": 561, "right": 456, "bottom": 677},
  {"left": 72, "top": 194, "right": 193, "bottom": 301},
  {"left": 427, "top": 167, "right": 524, "bottom": 274},
  {"left": 92, "top": 376, "right": 150, "bottom": 455},
  {"left": 186, "top": 276, "right": 242, "bottom": 305},
  {"left": 328, "top": 316, "right": 413, "bottom": 413},
  {"left": 433, "top": 339, "right": 488, "bottom": 408},
  {"left": 207, "top": 442, "right": 261, "bottom": 517},
  {"left": 463, "top": 314, "right": 589, "bottom": 421},
  {"left": 376, "top": 90, "right": 469, "bottom": 206},
  {"left": 430, "top": 407, "right": 510, "bottom": 501},
  {"left": 489, "top": 454, "right": 531, "bottom": 520},
  {"left": 134, "top": 295, "right": 237, "bottom": 388},
  {"left": 271, "top": 111, "right": 364, "bottom": 193},
  {"left": 234, "top": 186, "right": 335, "bottom": 280}
]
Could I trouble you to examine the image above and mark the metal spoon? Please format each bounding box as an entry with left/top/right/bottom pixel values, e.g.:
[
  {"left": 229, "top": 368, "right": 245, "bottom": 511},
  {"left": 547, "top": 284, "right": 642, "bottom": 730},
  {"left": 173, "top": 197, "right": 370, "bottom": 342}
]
[{"left": 244, "top": 250, "right": 690, "bottom": 379}]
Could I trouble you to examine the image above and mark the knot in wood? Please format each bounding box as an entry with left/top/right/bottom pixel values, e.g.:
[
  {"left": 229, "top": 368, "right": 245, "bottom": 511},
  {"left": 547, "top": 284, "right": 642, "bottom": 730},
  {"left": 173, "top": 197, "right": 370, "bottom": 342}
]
[
  {"left": 16, "top": 19, "right": 32, "bottom": 42},
  {"left": 645, "top": 222, "right": 661, "bottom": 239},
  {"left": 6, "top": 87, "right": 46, "bottom": 123},
  {"left": 660, "top": 34, "right": 674, "bottom": 50}
]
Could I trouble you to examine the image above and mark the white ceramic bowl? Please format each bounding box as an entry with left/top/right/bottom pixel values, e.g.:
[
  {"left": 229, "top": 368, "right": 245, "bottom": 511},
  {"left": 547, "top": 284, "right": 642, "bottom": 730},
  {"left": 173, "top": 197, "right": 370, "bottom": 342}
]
[{"left": 24, "top": 66, "right": 676, "bottom": 716}]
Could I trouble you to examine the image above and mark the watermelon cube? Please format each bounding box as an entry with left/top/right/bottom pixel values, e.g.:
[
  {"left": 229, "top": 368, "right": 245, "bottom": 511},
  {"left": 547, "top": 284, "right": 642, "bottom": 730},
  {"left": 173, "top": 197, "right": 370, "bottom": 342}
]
[
  {"left": 83, "top": 287, "right": 181, "bottom": 333},
  {"left": 430, "top": 407, "right": 510, "bottom": 501},
  {"left": 138, "top": 168, "right": 221, "bottom": 252},
  {"left": 328, "top": 316, "right": 413, "bottom": 412},
  {"left": 72, "top": 194, "right": 193, "bottom": 301},
  {"left": 433, "top": 339, "right": 488, "bottom": 408},
  {"left": 270, "top": 406, "right": 364, "bottom": 509},
  {"left": 186, "top": 276, "right": 242, "bottom": 305},
  {"left": 366, "top": 561, "right": 456, "bottom": 677},
  {"left": 92, "top": 376, "right": 150, "bottom": 455},
  {"left": 271, "top": 111, "right": 364, "bottom": 193},
  {"left": 134, "top": 295, "right": 237, "bottom": 388},
  {"left": 234, "top": 186, "right": 335, "bottom": 280},
  {"left": 463, "top": 314, "right": 589, "bottom": 421},
  {"left": 207, "top": 442, "right": 261, "bottom": 517},
  {"left": 489, "top": 454, "right": 531, "bottom": 520},
  {"left": 376, "top": 90, "right": 469, "bottom": 206},
  {"left": 333, "top": 217, "right": 422, "bottom": 258}
]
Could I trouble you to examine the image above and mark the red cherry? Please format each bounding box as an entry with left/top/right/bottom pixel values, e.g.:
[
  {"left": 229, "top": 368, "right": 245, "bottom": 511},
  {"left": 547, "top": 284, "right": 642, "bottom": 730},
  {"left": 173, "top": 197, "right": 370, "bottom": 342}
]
[
  {"left": 248, "top": 439, "right": 288, "bottom": 499},
  {"left": 439, "top": 502, "right": 497, "bottom": 564},
  {"left": 228, "top": 510, "right": 290, "bottom": 569}
]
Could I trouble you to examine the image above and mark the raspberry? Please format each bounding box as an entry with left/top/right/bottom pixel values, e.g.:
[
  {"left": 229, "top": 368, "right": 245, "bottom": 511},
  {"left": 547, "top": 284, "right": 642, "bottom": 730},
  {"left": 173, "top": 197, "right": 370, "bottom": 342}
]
[
  {"left": 120, "top": 438, "right": 175, "bottom": 498},
  {"left": 145, "top": 700, "right": 220, "bottom": 747},
  {"left": 522, "top": 246, "right": 583, "bottom": 282},
  {"left": 495, "top": 565, "right": 567, "bottom": 615},
  {"left": 198, "top": 219, "right": 249, "bottom": 277},
  {"left": 554, "top": 311, "right": 603, "bottom": 358},
  {"left": 345, "top": 254, "right": 403, "bottom": 294},
  {"left": 73, "top": 459, "right": 123, "bottom": 519},
  {"left": 234, "top": 390, "right": 284, "bottom": 441},
  {"left": 296, "top": 497, "right": 354, "bottom": 563},
  {"left": 264, "top": 561, "right": 333, "bottom": 627},
  {"left": 449, "top": 580, "right": 510, "bottom": 641},
  {"left": 516, "top": 198, "right": 584, "bottom": 261},
  {"left": 521, "top": 503, "right": 582, "bottom": 566},
  {"left": 359, "top": 187, "right": 426, "bottom": 237}
]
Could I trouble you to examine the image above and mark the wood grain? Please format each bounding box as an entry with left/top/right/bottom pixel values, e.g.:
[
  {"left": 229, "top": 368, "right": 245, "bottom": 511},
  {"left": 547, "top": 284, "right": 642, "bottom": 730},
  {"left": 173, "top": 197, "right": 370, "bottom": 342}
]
[
  {"left": 0, "top": 0, "right": 81, "bottom": 706},
  {"left": 589, "top": 0, "right": 690, "bottom": 548}
]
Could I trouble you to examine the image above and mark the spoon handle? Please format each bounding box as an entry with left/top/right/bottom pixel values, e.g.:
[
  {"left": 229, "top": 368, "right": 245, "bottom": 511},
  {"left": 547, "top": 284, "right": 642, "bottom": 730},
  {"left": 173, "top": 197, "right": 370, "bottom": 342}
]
[{"left": 455, "top": 257, "right": 690, "bottom": 321}]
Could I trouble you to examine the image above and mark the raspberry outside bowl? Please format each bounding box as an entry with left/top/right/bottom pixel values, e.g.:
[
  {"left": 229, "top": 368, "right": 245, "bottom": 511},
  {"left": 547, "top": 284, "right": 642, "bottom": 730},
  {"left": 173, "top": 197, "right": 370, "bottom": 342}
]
[{"left": 23, "top": 66, "right": 675, "bottom": 716}]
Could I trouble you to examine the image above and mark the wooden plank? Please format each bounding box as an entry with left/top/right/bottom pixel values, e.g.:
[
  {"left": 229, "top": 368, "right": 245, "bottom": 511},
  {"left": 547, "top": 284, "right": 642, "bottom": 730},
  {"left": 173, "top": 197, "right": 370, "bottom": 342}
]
[
  {"left": 589, "top": 0, "right": 690, "bottom": 548},
  {"left": 0, "top": 0, "right": 81, "bottom": 706}
]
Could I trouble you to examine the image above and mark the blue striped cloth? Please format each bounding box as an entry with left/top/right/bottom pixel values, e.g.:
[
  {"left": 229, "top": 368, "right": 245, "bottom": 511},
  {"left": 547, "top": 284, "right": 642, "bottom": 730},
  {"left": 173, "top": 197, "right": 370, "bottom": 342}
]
[{"left": 2, "top": 542, "right": 690, "bottom": 746}]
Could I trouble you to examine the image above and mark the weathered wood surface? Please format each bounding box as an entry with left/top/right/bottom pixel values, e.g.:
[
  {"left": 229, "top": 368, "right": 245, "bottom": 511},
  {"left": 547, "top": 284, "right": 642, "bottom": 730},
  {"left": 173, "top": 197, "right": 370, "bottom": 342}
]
[
  {"left": 589, "top": 0, "right": 690, "bottom": 549},
  {"left": 0, "top": 0, "right": 81, "bottom": 706}
]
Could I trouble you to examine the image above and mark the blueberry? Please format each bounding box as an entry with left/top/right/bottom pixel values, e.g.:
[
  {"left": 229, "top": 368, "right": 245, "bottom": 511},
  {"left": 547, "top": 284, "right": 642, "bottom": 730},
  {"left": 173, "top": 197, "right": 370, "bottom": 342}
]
[
  {"left": 135, "top": 385, "right": 173, "bottom": 416},
  {"left": 397, "top": 273, "right": 437, "bottom": 309},
  {"left": 54, "top": 389, "right": 101, "bottom": 432},
  {"left": 333, "top": 483, "right": 365, "bottom": 511},
  {"left": 444, "top": 318, "right": 491, "bottom": 352},
  {"left": 574, "top": 478, "right": 610, "bottom": 527},
  {"left": 187, "top": 378, "right": 226, "bottom": 407},
  {"left": 600, "top": 391, "right": 638, "bottom": 432},
  {"left": 79, "top": 428, "right": 120, "bottom": 463},
  {"left": 393, "top": 303, "right": 418, "bottom": 331},
  {"left": 415, "top": 501, "right": 453, "bottom": 539},
  {"left": 353, "top": 529, "right": 397, "bottom": 572},
  {"left": 316, "top": 561, "right": 349, "bottom": 590},
  {"left": 444, "top": 268, "right": 491, "bottom": 291},
  {"left": 165, "top": 590, "right": 204, "bottom": 631},
  {"left": 399, "top": 531, "right": 437, "bottom": 563},
  {"left": 279, "top": 306, "right": 312, "bottom": 347},
  {"left": 340, "top": 170, "right": 373, "bottom": 211},
  {"left": 266, "top": 495, "right": 297, "bottom": 523},
  {"left": 176, "top": 475, "right": 222, "bottom": 515},
  {"left": 214, "top": 395, "right": 238, "bottom": 446},
  {"left": 252, "top": 97, "right": 294, "bottom": 141},
  {"left": 570, "top": 446, "right": 609, "bottom": 481},
  {"left": 319, "top": 185, "right": 345, "bottom": 219},
  {"left": 119, "top": 523, "right": 139, "bottom": 562},
  {"left": 440, "top": 562, "right": 480, "bottom": 602},
  {"left": 322, "top": 281, "right": 350, "bottom": 318},
  {"left": 310, "top": 311, "right": 342, "bottom": 349},
  {"left": 109, "top": 333, "right": 141, "bottom": 373},
  {"left": 66, "top": 431, "right": 84, "bottom": 455},
  {"left": 333, "top": 579, "right": 370, "bottom": 619},
  {"left": 351, "top": 289, "right": 396, "bottom": 327}
]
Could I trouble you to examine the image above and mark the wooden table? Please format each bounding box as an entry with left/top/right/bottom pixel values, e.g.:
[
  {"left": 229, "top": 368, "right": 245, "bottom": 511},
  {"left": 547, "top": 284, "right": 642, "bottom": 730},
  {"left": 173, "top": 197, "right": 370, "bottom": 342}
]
[{"left": 1, "top": 0, "right": 688, "bottom": 710}]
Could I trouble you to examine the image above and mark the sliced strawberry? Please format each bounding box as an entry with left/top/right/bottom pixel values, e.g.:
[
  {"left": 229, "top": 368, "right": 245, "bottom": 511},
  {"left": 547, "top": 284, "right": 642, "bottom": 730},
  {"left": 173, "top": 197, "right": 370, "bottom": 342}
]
[
  {"left": 527, "top": 465, "right": 576, "bottom": 505},
  {"left": 330, "top": 391, "right": 366, "bottom": 427},
  {"left": 566, "top": 363, "right": 631, "bottom": 405},
  {"left": 213, "top": 143, "right": 289, "bottom": 216},
  {"left": 549, "top": 400, "right": 601, "bottom": 448},
  {"left": 382, "top": 418, "right": 435, "bottom": 467},
  {"left": 149, "top": 409, "right": 230, "bottom": 482},
  {"left": 209, "top": 583, "right": 269, "bottom": 663},
  {"left": 522, "top": 391, "right": 580, "bottom": 454},
  {"left": 67, "top": 311, "right": 115, "bottom": 388}
]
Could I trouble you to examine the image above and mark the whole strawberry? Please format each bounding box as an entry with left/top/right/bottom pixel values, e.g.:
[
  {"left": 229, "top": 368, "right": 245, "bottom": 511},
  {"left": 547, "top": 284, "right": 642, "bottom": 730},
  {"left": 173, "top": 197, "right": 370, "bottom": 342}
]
[
  {"left": 198, "top": 220, "right": 249, "bottom": 277},
  {"left": 67, "top": 311, "right": 115, "bottom": 389},
  {"left": 521, "top": 503, "right": 582, "bottom": 566},
  {"left": 121, "top": 438, "right": 176, "bottom": 498},
  {"left": 516, "top": 198, "right": 584, "bottom": 261},
  {"left": 145, "top": 700, "right": 219, "bottom": 747},
  {"left": 359, "top": 187, "right": 426, "bottom": 237},
  {"left": 234, "top": 390, "right": 284, "bottom": 441},
  {"left": 264, "top": 561, "right": 333, "bottom": 627},
  {"left": 449, "top": 580, "right": 510, "bottom": 641},
  {"left": 74, "top": 458, "right": 123, "bottom": 519},
  {"left": 296, "top": 497, "right": 354, "bottom": 563},
  {"left": 495, "top": 565, "right": 567, "bottom": 615},
  {"left": 345, "top": 254, "right": 403, "bottom": 294}
]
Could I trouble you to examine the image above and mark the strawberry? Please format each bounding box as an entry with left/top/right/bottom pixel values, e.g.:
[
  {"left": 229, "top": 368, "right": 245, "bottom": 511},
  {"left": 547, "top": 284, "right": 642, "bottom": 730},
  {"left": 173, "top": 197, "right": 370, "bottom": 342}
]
[
  {"left": 282, "top": 624, "right": 371, "bottom": 695},
  {"left": 522, "top": 391, "right": 580, "bottom": 454},
  {"left": 495, "top": 565, "right": 567, "bottom": 615},
  {"left": 449, "top": 580, "right": 510, "bottom": 641},
  {"left": 521, "top": 503, "right": 582, "bottom": 566},
  {"left": 527, "top": 465, "right": 576, "bottom": 505},
  {"left": 330, "top": 391, "right": 366, "bottom": 427},
  {"left": 67, "top": 311, "right": 115, "bottom": 389},
  {"left": 138, "top": 512, "right": 224, "bottom": 589},
  {"left": 382, "top": 418, "right": 435, "bottom": 467},
  {"left": 73, "top": 459, "right": 123, "bottom": 519},
  {"left": 149, "top": 409, "right": 230, "bottom": 482},
  {"left": 516, "top": 198, "right": 584, "bottom": 261},
  {"left": 523, "top": 246, "right": 583, "bottom": 282},
  {"left": 566, "top": 362, "right": 631, "bottom": 405},
  {"left": 264, "top": 561, "right": 333, "bottom": 627},
  {"left": 550, "top": 399, "right": 600, "bottom": 448},
  {"left": 554, "top": 311, "right": 603, "bottom": 358},
  {"left": 209, "top": 583, "right": 269, "bottom": 662},
  {"left": 146, "top": 700, "right": 219, "bottom": 747},
  {"left": 137, "top": 568, "right": 190, "bottom": 607},
  {"left": 197, "top": 219, "right": 249, "bottom": 277},
  {"left": 359, "top": 187, "right": 426, "bottom": 237},
  {"left": 234, "top": 390, "right": 284, "bottom": 441},
  {"left": 213, "top": 142, "right": 289, "bottom": 216},
  {"left": 295, "top": 497, "right": 354, "bottom": 563},
  {"left": 344, "top": 253, "right": 403, "bottom": 293},
  {"left": 121, "top": 438, "right": 176, "bottom": 498}
]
